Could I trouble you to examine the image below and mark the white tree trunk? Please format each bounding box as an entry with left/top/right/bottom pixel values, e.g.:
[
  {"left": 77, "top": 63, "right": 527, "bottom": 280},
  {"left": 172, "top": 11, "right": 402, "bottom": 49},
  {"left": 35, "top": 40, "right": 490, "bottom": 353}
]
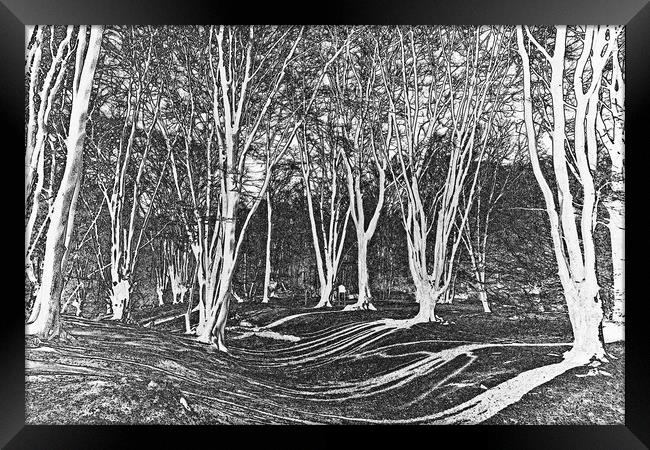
[
  {"left": 357, "top": 240, "right": 371, "bottom": 307},
  {"left": 563, "top": 280, "right": 606, "bottom": 363},
  {"left": 169, "top": 265, "right": 181, "bottom": 305},
  {"left": 315, "top": 280, "right": 334, "bottom": 308},
  {"left": 478, "top": 288, "right": 491, "bottom": 313},
  {"left": 603, "top": 195, "right": 624, "bottom": 343},
  {"left": 412, "top": 275, "right": 440, "bottom": 323},
  {"left": 341, "top": 145, "right": 385, "bottom": 313},
  {"left": 516, "top": 25, "right": 618, "bottom": 362},
  {"left": 402, "top": 200, "right": 446, "bottom": 323},
  {"left": 607, "top": 198, "right": 625, "bottom": 321},
  {"left": 195, "top": 277, "right": 208, "bottom": 336},
  {"left": 26, "top": 26, "right": 103, "bottom": 339},
  {"left": 197, "top": 192, "right": 238, "bottom": 351},
  {"left": 477, "top": 268, "right": 491, "bottom": 313},
  {"left": 343, "top": 236, "right": 376, "bottom": 311},
  {"left": 109, "top": 278, "right": 131, "bottom": 321},
  {"left": 601, "top": 37, "right": 624, "bottom": 341},
  {"left": 262, "top": 192, "right": 272, "bottom": 304},
  {"left": 156, "top": 286, "right": 164, "bottom": 307},
  {"left": 301, "top": 156, "right": 350, "bottom": 310}
]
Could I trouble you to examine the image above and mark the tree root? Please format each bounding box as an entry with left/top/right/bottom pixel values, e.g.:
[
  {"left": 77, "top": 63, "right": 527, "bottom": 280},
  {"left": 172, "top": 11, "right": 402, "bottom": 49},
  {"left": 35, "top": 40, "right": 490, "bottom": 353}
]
[
  {"left": 196, "top": 334, "right": 230, "bottom": 354},
  {"left": 562, "top": 346, "right": 608, "bottom": 365},
  {"left": 313, "top": 302, "right": 333, "bottom": 309},
  {"left": 26, "top": 326, "right": 78, "bottom": 347},
  {"left": 431, "top": 358, "right": 583, "bottom": 424},
  {"left": 55, "top": 328, "right": 78, "bottom": 345},
  {"left": 380, "top": 314, "right": 448, "bottom": 329},
  {"left": 342, "top": 302, "right": 377, "bottom": 312}
]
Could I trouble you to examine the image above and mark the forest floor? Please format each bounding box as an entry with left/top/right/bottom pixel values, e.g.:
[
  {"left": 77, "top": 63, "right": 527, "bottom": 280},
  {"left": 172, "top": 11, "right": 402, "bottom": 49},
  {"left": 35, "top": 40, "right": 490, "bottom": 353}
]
[{"left": 25, "top": 297, "right": 624, "bottom": 424}]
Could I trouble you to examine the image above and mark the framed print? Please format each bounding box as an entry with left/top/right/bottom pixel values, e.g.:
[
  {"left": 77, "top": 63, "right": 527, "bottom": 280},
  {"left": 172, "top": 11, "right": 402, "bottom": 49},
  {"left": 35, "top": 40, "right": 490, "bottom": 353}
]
[{"left": 4, "top": 0, "right": 650, "bottom": 447}]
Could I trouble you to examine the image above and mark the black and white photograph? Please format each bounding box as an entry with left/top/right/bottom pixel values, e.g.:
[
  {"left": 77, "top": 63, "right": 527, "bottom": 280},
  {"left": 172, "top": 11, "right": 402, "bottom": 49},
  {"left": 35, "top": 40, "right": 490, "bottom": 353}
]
[{"left": 23, "top": 23, "right": 629, "bottom": 427}]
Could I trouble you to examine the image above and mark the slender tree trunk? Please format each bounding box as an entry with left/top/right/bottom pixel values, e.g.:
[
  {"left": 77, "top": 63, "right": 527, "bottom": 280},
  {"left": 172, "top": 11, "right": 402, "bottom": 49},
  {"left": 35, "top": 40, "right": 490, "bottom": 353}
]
[
  {"left": 169, "top": 265, "right": 180, "bottom": 304},
  {"left": 478, "top": 290, "right": 491, "bottom": 313},
  {"left": 183, "top": 265, "right": 198, "bottom": 334},
  {"left": 476, "top": 265, "right": 491, "bottom": 313},
  {"left": 602, "top": 146, "right": 624, "bottom": 342},
  {"left": 602, "top": 191, "right": 624, "bottom": 343},
  {"left": 156, "top": 286, "right": 164, "bottom": 307},
  {"left": 442, "top": 271, "right": 456, "bottom": 304},
  {"left": 356, "top": 238, "right": 371, "bottom": 307},
  {"left": 165, "top": 243, "right": 190, "bottom": 305},
  {"left": 262, "top": 192, "right": 272, "bottom": 304},
  {"left": 601, "top": 38, "right": 624, "bottom": 341},
  {"left": 213, "top": 288, "right": 232, "bottom": 350},
  {"left": 478, "top": 286, "right": 490, "bottom": 313},
  {"left": 606, "top": 195, "right": 624, "bottom": 323},
  {"left": 344, "top": 236, "right": 377, "bottom": 311},
  {"left": 301, "top": 162, "right": 349, "bottom": 310},
  {"left": 342, "top": 160, "right": 385, "bottom": 312},
  {"left": 315, "top": 279, "right": 334, "bottom": 308},
  {"left": 26, "top": 26, "right": 103, "bottom": 339},
  {"left": 153, "top": 247, "right": 167, "bottom": 307},
  {"left": 184, "top": 307, "right": 192, "bottom": 334},
  {"left": 195, "top": 277, "right": 208, "bottom": 336},
  {"left": 196, "top": 269, "right": 216, "bottom": 339},
  {"left": 463, "top": 224, "right": 491, "bottom": 312}
]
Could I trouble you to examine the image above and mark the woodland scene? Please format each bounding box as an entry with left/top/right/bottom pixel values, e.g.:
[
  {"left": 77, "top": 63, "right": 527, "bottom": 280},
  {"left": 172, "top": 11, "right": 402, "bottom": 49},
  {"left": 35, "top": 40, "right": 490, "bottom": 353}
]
[{"left": 24, "top": 25, "right": 624, "bottom": 424}]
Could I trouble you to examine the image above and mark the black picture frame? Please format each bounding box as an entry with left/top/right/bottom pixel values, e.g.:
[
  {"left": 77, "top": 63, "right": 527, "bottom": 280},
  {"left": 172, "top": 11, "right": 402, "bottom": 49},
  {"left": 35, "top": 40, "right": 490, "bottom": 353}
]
[{"left": 4, "top": 1, "right": 649, "bottom": 448}]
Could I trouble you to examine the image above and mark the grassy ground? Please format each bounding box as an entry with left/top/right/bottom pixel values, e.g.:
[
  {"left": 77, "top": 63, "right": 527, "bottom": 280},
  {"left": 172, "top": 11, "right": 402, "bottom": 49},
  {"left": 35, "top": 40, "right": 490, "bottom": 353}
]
[
  {"left": 484, "top": 341, "right": 624, "bottom": 425},
  {"left": 25, "top": 296, "right": 624, "bottom": 425}
]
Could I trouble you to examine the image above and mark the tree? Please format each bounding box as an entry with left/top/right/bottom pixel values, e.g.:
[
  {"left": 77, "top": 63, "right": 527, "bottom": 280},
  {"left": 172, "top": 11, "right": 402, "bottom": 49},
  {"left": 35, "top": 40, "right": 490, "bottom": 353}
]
[
  {"left": 259, "top": 158, "right": 296, "bottom": 304},
  {"left": 516, "top": 25, "right": 622, "bottom": 363},
  {"left": 378, "top": 26, "right": 510, "bottom": 324},
  {"left": 165, "top": 239, "right": 194, "bottom": 305},
  {"left": 26, "top": 25, "right": 104, "bottom": 340},
  {"left": 91, "top": 27, "right": 172, "bottom": 321},
  {"left": 324, "top": 27, "right": 389, "bottom": 311},
  {"left": 156, "top": 26, "right": 345, "bottom": 350},
  {"left": 151, "top": 239, "right": 169, "bottom": 306},
  {"left": 25, "top": 26, "right": 76, "bottom": 290},
  {"left": 597, "top": 33, "right": 625, "bottom": 339},
  {"left": 298, "top": 116, "right": 352, "bottom": 309},
  {"left": 261, "top": 190, "right": 274, "bottom": 304},
  {"left": 459, "top": 122, "right": 524, "bottom": 312}
]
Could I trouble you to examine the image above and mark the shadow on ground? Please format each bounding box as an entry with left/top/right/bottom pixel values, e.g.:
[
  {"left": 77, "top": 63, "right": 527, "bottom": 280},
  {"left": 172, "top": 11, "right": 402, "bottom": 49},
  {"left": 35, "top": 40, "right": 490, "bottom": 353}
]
[{"left": 25, "top": 297, "right": 624, "bottom": 424}]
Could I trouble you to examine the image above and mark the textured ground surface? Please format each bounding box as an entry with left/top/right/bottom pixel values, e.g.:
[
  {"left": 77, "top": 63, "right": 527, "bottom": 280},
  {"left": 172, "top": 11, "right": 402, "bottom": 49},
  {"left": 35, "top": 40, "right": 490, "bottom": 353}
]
[{"left": 25, "top": 297, "right": 624, "bottom": 424}]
